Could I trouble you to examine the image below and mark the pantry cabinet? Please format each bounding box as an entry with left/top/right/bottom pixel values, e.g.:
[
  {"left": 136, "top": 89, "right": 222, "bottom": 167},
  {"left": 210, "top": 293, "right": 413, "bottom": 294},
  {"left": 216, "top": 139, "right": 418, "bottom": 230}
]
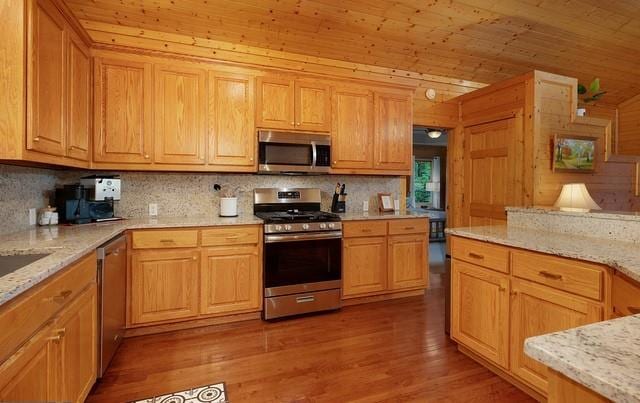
[{"left": 93, "top": 57, "right": 153, "bottom": 165}]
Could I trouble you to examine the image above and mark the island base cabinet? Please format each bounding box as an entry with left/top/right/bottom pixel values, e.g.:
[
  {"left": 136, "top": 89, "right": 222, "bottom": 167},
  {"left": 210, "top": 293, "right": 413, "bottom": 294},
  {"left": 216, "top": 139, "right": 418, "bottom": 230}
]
[
  {"left": 0, "top": 283, "right": 97, "bottom": 403},
  {"left": 510, "top": 279, "right": 602, "bottom": 394},
  {"left": 547, "top": 369, "right": 610, "bottom": 403},
  {"left": 451, "top": 259, "right": 510, "bottom": 370}
]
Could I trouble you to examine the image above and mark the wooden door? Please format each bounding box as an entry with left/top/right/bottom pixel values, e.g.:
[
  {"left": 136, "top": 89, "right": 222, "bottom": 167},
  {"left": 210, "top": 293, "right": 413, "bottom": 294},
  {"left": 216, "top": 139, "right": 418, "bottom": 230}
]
[
  {"left": 295, "top": 80, "right": 331, "bottom": 132},
  {"left": 331, "top": 87, "right": 374, "bottom": 169},
  {"left": 510, "top": 279, "right": 602, "bottom": 394},
  {"left": 55, "top": 284, "right": 98, "bottom": 403},
  {"left": 201, "top": 246, "right": 261, "bottom": 315},
  {"left": 388, "top": 234, "right": 428, "bottom": 290},
  {"left": 256, "top": 76, "right": 294, "bottom": 130},
  {"left": 66, "top": 31, "right": 91, "bottom": 161},
  {"left": 208, "top": 72, "right": 256, "bottom": 167},
  {"left": 343, "top": 236, "right": 387, "bottom": 297},
  {"left": 451, "top": 259, "right": 510, "bottom": 369},
  {"left": 130, "top": 249, "right": 200, "bottom": 324},
  {"left": 27, "top": 0, "right": 67, "bottom": 156},
  {"left": 93, "top": 57, "right": 153, "bottom": 164},
  {"left": 463, "top": 116, "right": 523, "bottom": 226},
  {"left": 0, "top": 323, "right": 56, "bottom": 401},
  {"left": 154, "top": 65, "right": 206, "bottom": 165},
  {"left": 373, "top": 92, "right": 412, "bottom": 171}
]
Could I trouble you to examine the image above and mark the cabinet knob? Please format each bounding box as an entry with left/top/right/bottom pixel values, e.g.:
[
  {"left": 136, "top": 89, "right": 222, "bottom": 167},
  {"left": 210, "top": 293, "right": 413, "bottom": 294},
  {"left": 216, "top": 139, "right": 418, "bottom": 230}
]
[
  {"left": 144, "top": 154, "right": 150, "bottom": 159},
  {"left": 33, "top": 137, "right": 40, "bottom": 142},
  {"left": 192, "top": 256, "right": 197, "bottom": 261},
  {"left": 290, "top": 122, "right": 295, "bottom": 126},
  {"left": 333, "top": 161, "right": 337, "bottom": 164},
  {"left": 296, "top": 122, "right": 301, "bottom": 126},
  {"left": 250, "top": 157, "right": 254, "bottom": 162}
]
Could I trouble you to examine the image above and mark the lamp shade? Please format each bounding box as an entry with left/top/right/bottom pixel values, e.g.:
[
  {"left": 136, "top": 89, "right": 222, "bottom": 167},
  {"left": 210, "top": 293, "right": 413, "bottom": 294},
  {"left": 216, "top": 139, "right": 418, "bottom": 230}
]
[
  {"left": 425, "top": 182, "right": 441, "bottom": 192},
  {"left": 553, "top": 183, "right": 601, "bottom": 212}
]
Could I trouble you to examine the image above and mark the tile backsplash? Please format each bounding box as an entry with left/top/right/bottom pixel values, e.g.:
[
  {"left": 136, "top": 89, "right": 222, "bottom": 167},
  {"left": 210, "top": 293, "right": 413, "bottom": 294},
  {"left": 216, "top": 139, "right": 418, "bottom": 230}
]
[{"left": 0, "top": 163, "right": 402, "bottom": 235}]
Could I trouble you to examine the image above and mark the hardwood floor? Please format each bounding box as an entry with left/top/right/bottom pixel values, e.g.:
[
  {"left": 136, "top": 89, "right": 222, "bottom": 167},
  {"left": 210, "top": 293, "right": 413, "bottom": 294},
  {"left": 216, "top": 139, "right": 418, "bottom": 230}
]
[{"left": 88, "top": 272, "right": 533, "bottom": 402}]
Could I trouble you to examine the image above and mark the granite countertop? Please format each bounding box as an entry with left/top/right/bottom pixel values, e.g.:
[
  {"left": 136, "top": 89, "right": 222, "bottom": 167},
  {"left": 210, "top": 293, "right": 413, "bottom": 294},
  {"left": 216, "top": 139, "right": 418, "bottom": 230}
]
[
  {"left": 446, "top": 225, "right": 640, "bottom": 283},
  {"left": 524, "top": 315, "right": 640, "bottom": 403},
  {"left": 0, "top": 215, "right": 262, "bottom": 307},
  {"left": 339, "top": 209, "right": 436, "bottom": 221},
  {"left": 506, "top": 206, "right": 640, "bottom": 222}
]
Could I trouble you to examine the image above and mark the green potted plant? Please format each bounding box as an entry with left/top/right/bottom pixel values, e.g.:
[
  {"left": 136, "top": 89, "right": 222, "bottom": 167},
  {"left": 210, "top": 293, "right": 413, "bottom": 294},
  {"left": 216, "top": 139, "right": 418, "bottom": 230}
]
[{"left": 576, "top": 78, "right": 606, "bottom": 116}]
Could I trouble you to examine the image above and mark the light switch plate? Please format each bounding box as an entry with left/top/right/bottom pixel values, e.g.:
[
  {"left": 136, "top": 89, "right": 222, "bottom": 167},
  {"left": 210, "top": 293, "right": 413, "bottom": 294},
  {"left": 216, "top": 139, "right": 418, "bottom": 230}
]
[
  {"left": 148, "top": 203, "right": 158, "bottom": 217},
  {"left": 28, "top": 208, "right": 37, "bottom": 226}
]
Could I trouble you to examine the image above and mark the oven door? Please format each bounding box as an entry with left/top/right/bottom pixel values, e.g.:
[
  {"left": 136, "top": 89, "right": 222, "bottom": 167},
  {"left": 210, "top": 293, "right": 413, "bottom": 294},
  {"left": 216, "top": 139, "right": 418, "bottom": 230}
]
[
  {"left": 258, "top": 131, "right": 331, "bottom": 174},
  {"left": 264, "top": 232, "right": 342, "bottom": 297}
]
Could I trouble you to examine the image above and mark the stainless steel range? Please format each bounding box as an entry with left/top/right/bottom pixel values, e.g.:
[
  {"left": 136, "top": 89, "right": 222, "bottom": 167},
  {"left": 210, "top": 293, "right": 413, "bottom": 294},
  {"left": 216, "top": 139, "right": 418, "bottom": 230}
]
[{"left": 254, "top": 188, "right": 342, "bottom": 320}]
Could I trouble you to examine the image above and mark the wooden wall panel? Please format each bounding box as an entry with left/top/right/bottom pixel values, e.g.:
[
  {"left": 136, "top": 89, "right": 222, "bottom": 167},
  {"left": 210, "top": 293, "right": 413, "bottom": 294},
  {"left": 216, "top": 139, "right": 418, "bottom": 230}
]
[{"left": 618, "top": 94, "right": 640, "bottom": 156}]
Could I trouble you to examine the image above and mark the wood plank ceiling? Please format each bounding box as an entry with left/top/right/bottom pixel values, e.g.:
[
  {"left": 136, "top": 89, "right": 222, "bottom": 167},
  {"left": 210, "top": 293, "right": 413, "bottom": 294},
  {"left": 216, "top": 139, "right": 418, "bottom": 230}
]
[{"left": 66, "top": 0, "right": 640, "bottom": 104}]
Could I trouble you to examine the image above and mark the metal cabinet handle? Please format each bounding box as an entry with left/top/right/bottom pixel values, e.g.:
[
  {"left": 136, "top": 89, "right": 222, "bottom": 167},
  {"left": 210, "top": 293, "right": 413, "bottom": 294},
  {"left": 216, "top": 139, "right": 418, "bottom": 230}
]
[
  {"left": 160, "top": 239, "right": 175, "bottom": 243},
  {"left": 468, "top": 252, "right": 484, "bottom": 259},
  {"left": 33, "top": 137, "right": 40, "bottom": 142},
  {"left": 498, "top": 286, "right": 506, "bottom": 292},
  {"left": 404, "top": 226, "right": 415, "bottom": 230},
  {"left": 225, "top": 235, "right": 241, "bottom": 239},
  {"left": 47, "top": 328, "right": 66, "bottom": 342},
  {"left": 296, "top": 295, "right": 315, "bottom": 303},
  {"left": 45, "top": 290, "right": 72, "bottom": 303},
  {"left": 538, "top": 271, "right": 563, "bottom": 280},
  {"left": 361, "top": 229, "right": 372, "bottom": 233}
]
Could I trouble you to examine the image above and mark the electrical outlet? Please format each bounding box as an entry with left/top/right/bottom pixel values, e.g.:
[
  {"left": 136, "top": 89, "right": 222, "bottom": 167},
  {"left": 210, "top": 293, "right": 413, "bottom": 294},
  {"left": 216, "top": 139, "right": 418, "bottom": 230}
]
[
  {"left": 148, "top": 203, "right": 158, "bottom": 217},
  {"left": 28, "top": 208, "right": 37, "bottom": 226}
]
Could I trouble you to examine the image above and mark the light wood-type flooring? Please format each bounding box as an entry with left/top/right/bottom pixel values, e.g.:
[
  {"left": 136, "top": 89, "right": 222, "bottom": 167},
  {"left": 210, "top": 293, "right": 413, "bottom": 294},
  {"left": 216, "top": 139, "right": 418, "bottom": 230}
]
[{"left": 88, "top": 271, "right": 533, "bottom": 402}]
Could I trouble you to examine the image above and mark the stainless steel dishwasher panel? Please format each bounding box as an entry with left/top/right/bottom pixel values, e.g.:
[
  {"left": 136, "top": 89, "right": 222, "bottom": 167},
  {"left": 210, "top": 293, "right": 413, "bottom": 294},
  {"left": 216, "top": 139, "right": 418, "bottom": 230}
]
[{"left": 97, "top": 234, "right": 127, "bottom": 377}]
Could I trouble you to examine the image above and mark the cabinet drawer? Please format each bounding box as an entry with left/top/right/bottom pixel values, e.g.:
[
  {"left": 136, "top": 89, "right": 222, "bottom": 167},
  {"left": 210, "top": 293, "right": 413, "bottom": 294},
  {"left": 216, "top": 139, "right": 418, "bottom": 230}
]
[
  {"left": 343, "top": 220, "right": 387, "bottom": 238},
  {"left": 201, "top": 226, "right": 260, "bottom": 246},
  {"left": 388, "top": 218, "right": 428, "bottom": 235},
  {"left": 612, "top": 272, "right": 640, "bottom": 317},
  {"left": 511, "top": 250, "right": 604, "bottom": 301},
  {"left": 0, "top": 251, "right": 96, "bottom": 363},
  {"left": 451, "top": 236, "right": 510, "bottom": 273},
  {"left": 131, "top": 229, "right": 199, "bottom": 249}
]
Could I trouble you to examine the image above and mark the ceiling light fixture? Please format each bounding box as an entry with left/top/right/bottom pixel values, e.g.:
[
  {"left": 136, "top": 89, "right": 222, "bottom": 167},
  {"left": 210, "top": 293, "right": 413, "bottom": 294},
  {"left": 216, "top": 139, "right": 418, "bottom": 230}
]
[{"left": 426, "top": 130, "right": 442, "bottom": 139}]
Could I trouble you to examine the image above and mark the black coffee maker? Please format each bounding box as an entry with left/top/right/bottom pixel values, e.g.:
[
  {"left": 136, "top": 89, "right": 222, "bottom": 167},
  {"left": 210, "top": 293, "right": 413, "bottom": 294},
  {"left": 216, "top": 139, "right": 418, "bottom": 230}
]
[{"left": 55, "top": 184, "right": 115, "bottom": 224}]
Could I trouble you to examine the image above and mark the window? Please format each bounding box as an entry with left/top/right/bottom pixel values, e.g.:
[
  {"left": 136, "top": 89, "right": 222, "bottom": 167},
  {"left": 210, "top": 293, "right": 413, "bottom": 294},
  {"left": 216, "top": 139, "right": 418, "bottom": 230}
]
[{"left": 413, "top": 159, "right": 432, "bottom": 207}]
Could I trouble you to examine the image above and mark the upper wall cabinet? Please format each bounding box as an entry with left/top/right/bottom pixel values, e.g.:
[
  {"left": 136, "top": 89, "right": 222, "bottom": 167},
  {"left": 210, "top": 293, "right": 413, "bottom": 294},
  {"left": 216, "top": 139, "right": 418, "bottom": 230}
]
[
  {"left": 256, "top": 76, "right": 331, "bottom": 132},
  {"left": 373, "top": 91, "right": 413, "bottom": 171},
  {"left": 208, "top": 72, "right": 256, "bottom": 170},
  {"left": 154, "top": 64, "right": 206, "bottom": 165},
  {"left": 24, "top": 0, "right": 91, "bottom": 165},
  {"left": 93, "top": 57, "right": 153, "bottom": 165},
  {"left": 331, "top": 86, "right": 374, "bottom": 169}
]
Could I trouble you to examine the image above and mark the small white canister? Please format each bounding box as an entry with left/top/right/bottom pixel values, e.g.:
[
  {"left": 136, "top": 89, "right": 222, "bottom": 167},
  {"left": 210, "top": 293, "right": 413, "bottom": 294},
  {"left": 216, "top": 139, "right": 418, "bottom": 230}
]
[{"left": 220, "top": 197, "right": 238, "bottom": 217}]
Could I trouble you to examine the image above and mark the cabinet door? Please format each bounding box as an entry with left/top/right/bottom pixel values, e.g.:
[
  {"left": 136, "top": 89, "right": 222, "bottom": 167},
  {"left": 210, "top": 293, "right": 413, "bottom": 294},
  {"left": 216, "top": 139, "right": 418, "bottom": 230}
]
[
  {"left": 208, "top": 73, "right": 256, "bottom": 167},
  {"left": 373, "top": 92, "right": 412, "bottom": 171},
  {"left": 256, "top": 76, "right": 295, "bottom": 130},
  {"left": 343, "top": 236, "right": 387, "bottom": 297},
  {"left": 295, "top": 80, "right": 331, "bottom": 132},
  {"left": 55, "top": 284, "right": 98, "bottom": 403},
  {"left": 331, "top": 87, "right": 374, "bottom": 169},
  {"left": 201, "top": 245, "right": 261, "bottom": 315},
  {"left": 388, "top": 234, "right": 428, "bottom": 290},
  {"left": 0, "top": 323, "right": 56, "bottom": 401},
  {"left": 27, "top": 0, "right": 67, "bottom": 156},
  {"left": 130, "top": 249, "right": 200, "bottom": 324},
  {"left": 510, "top": 279, "right": 602, "bottom": 394},
  {"left": 154, "top": 65, "right": 206, "bottom": 165},
  {"left": 66, "top": 31, "right": 91, "bottom": 161},
  {"left": 94, "top": 57, "right": 153, "bottom": 164},
  {"left": 451, "top": 259, "right": 510, "bottom": 369}
]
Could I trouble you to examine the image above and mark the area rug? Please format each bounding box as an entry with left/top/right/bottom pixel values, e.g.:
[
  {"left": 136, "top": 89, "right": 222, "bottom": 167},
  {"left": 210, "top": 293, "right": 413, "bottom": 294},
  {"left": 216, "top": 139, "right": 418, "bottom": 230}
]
[{"left": 130, "top": 382, "right": 227, "bottom": 403}]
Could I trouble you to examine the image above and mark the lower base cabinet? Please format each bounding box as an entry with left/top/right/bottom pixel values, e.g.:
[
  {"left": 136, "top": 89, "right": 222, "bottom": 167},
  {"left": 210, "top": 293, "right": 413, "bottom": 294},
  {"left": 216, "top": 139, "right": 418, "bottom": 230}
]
[
  {"left": 388, "top": 234, "right": 428, "bottom": 290},
  {"left": 343, "top": 236, "right": 388, "bottom": 297},
  {"left": 0, "top": 283, "right": 97, "bottom": 403}
]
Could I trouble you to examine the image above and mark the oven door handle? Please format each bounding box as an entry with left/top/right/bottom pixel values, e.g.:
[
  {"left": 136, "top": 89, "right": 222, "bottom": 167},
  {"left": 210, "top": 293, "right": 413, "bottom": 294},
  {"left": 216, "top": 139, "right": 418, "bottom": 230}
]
[
  {"left": 265, "top": 231, "right": 342, "bottom": 243},
  {"left": 311, "top": 141, "right": 317, "bottom": 169}
]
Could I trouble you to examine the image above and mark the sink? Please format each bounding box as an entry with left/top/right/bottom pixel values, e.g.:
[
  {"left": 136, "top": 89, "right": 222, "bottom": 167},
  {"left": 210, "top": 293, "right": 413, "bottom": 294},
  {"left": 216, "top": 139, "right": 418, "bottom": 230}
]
[{"left": 0, "top": 253, "right": 51, "bottom": 278}]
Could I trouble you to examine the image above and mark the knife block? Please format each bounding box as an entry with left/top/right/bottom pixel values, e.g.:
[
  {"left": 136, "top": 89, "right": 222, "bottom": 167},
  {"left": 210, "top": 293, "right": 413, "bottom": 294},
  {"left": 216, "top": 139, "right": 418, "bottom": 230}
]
[{"left": 331, "top": 193, "right": 346, "bottom": 213}]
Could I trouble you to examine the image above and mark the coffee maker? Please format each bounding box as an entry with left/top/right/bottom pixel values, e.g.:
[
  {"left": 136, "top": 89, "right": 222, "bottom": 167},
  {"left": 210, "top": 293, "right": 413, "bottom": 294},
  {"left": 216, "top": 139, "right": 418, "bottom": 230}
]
[{"left": 55, "top": 176, "right": 120, "bottom": 224}]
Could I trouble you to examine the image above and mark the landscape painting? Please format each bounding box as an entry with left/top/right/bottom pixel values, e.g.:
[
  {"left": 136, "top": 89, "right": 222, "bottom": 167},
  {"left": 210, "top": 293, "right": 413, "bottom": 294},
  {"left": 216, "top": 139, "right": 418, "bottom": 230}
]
[{"left": 553, "top": 135, "right": 597, "bottom": 173}]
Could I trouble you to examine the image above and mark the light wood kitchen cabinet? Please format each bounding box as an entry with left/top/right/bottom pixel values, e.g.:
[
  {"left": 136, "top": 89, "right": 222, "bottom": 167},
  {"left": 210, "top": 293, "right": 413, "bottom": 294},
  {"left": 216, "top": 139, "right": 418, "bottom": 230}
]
[
  {"left": 611, "top": 271, "right": 640, "bottom": 317},
  {"left": 208, "top": 72, "right": 256, "bottom": 168},
  {"left": 93, "top": 56, "right": 153, "bottom": 164},
  {"left": 331, "top": 86, "right": 374, "bottom": 169},
  {"left": 388, "top": 234, "right": 428, "bottom": 290},
  {"left": 510, "top": 278, "right": 602, "bottom": 394},
  {"left": 201, "top": 245, "right": 261, "bottom": 315},
  {"left": 343, "top": 236, "right": 388, "bottom": 297},
  {"left": 373, "top": 91, "right": 412, "bottom": 170},
  {"left": 130, "top": 249, "right": 200, "bottom": 325},
  {"left": 451, "top": 259, "right": 510, "bottom": 369},
  {"left": 54, "top": 283, "right": 98, "bottom": 403},
  {"left": 257, "top": 76, "right": 331, "bottom": 132},
  {"left": 66, "top": 30, "right": 91, "bottom": 162},
  {"left": 154, "top": 64, "right": 206, "bottom": 165}
]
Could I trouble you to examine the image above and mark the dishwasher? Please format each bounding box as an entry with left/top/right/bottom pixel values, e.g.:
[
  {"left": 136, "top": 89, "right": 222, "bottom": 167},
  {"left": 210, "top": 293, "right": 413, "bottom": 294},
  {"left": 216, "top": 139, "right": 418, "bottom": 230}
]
[{"left": 97, "top": 234, "right": 127, "bottom": 377}]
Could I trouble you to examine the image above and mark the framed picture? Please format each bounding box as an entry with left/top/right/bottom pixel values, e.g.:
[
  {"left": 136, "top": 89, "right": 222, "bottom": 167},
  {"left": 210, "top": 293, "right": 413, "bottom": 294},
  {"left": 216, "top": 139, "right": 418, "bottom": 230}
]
[
  {"left": 378, "top": 193, "right": 393, "bottom": 212},
  {"left": 553, "top": 135, "right": 597, "bottom": 173}
]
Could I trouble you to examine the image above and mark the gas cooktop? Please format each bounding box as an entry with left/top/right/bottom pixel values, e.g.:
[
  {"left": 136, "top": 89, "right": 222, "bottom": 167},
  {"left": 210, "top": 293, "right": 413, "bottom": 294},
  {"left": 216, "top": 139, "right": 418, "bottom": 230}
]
[{"left": 255, "top": 210, "right": 341, "bottom": 224}]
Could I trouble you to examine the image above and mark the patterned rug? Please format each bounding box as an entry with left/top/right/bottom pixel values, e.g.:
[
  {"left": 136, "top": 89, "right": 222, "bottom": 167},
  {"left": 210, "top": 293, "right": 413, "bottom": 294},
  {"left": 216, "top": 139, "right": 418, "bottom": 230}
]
[{"left": 130, "top": 382, "right": 227, "bottom": 403}]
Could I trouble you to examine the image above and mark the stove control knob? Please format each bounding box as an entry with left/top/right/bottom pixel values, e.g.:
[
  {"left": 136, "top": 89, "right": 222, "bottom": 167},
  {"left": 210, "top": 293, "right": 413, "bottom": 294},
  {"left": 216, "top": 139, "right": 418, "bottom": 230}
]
[
  {"left": 328, "top": 223, "right": 335, "bottom": 229},
  {"left": 274, "top": 225, "right": 283, "bottom": 232},
  {"left": 284, "top": 224, "right": 292, "bottom": 231},
  {"left": 302, "top": 223, "right": 310, "bottom": 230},
  {"left": 319, "top": 223, "right": 327, "bottom": 229}
]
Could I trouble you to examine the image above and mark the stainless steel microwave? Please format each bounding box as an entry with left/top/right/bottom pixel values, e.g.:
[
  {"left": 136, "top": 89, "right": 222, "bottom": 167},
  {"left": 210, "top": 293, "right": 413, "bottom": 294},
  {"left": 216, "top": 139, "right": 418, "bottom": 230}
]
[{"left": 258, "top": 131, "right": 331, "bottom": 174}]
